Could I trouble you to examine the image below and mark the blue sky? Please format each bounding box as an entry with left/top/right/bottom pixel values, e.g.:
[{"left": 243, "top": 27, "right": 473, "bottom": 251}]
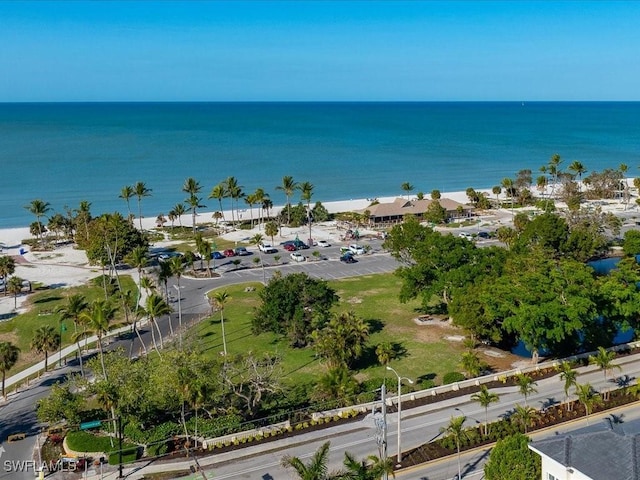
[{"left": 1, "top": 1, "right": 639, "bottom": 101}]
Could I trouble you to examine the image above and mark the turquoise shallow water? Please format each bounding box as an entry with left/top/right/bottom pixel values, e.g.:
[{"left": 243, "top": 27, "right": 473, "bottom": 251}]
[{"left": 0, "top": 102, "right": 639, "bottom": 228}]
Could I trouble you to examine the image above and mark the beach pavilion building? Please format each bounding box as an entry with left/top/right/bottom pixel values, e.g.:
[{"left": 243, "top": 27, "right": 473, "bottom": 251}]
[{"left": 362, "top": 197, "right": 474, "bottom": 227}]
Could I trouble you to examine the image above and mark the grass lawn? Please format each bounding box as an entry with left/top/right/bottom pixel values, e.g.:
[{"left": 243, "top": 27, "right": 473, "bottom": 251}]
[
  {"left": 196, "top": 273, "right": 468, "bottom": 389},
  {"left": 0, "top": 275, "right": 137, "bottom": 376},
  {"left": 65, "top": 430, "right": 138, "bottom": 465}
]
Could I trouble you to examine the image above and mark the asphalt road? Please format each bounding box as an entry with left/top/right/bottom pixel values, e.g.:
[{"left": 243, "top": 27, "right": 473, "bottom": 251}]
[{"left": 98, "top": 352, "right": 640, "bottom": 480}]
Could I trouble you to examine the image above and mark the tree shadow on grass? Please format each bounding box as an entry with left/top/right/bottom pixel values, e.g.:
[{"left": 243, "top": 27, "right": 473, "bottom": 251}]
[
  {"left": 364, "top": 318, "right": 384, "bottom": 334},
  {"left": 34, "top": 295, "right": 63, "bottom": 304},
  {"left": 352, "top": 341, "right": 408, "bottom": 370}
]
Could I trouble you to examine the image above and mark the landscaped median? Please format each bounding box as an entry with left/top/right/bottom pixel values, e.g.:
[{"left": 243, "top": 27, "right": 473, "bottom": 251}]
[{"left": 63, "top": 430, "right": 140, "bottom": 466}]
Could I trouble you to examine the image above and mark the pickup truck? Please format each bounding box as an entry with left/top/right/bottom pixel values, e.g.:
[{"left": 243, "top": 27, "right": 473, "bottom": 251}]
[{"left": 258, "top": 242, "right": 277, "bottom": 254}]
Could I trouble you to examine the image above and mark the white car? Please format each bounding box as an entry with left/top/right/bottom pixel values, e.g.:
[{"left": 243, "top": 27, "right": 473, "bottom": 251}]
[
  {"left": 258, "top": 242, "right": 277, "bottom": 253},
  {"left": 458, "top": 232, "right": 474, "bottom": 241},
  {"left": 316, "top": 240, "right": 331, "bottom": 248},
  {"left": 290, "top": 252, "right": 306, "bottom": 262},
  {"left": 349, "top": 244, "right": 365, "bottom": 255}
]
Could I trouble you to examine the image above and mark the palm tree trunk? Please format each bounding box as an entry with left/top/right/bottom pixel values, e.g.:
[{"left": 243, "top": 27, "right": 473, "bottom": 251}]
[
  {"left": 98, "top": 337, "right": 108, "bottom": 380},
  {"left": 167, "top": 313, "right": 174, "bottom": 337},
  {"left": 221, "top": 313, "right": 227, "bottom": 355},
  {"left": 155, "top": 319, "right": 164, "bottom": 350},
  {"left": 149, "top": 320, "right": 160, "bottom": 354},
  {"left": 44, "top": 351, "right": 49, "bottom": 372},
  {"left": 76, "top": 341, "right": 85, "bottom": 377}
]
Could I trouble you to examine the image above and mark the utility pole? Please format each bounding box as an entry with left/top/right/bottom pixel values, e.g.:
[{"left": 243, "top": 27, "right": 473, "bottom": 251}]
[{"left": 381, "top": 383, "right": 388, "bottom": 480}]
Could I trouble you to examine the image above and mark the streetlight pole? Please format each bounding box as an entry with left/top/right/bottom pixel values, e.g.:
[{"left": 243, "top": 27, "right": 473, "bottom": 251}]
[
  {"left": 173, "top": 285, "right": 183, "bottom": 349},
  {"left": 386, "top": 365, "right": 413, "bottom": 465}
]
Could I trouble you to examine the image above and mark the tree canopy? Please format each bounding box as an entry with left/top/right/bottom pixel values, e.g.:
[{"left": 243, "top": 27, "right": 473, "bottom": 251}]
[{"left": 252, "top": 273, "right": 339, "bottom": 347}]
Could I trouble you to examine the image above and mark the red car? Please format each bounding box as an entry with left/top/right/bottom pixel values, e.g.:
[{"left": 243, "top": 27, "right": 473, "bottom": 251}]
[
  {"left": 223, "top": 249, "right": 236, "bottom": 257},
  {"left": 283, "top": 244, "right": 297, "bottom": 252}
]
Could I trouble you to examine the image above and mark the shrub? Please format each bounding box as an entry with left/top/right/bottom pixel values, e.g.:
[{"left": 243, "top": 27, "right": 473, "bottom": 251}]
[{"left": 442, "top": 372, "right": 466, "bottom": 385}]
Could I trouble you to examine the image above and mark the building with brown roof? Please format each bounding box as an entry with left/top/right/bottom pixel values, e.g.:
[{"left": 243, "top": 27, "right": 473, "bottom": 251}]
[{"left": 362, "top": 197, "right": 474, "bottom": 227}]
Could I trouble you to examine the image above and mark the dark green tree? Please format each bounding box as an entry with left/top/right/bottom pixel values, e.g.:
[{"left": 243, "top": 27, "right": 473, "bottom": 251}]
[
  {"left": 252, "top": 273, "right": 338, "bottom": 347},
  {"left": 484, "top": 433, "right": 540, "bottom": 480}
]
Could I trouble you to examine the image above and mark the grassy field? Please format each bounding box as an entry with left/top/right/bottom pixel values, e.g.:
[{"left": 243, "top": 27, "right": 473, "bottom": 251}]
[
  {"left": 0, "top": 275, "right": 137, "bottom": 376},
  {"left": 195, "top": 273, "right": 468, "bottom": 388}
]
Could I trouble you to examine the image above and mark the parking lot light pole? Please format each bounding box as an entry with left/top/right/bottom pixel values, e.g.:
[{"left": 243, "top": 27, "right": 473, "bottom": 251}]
[{"left": 386, "top": 365, "right": 413, "bottom": 464}]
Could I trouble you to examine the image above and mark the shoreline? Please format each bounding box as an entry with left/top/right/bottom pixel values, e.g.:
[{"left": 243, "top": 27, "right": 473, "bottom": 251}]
[{"left": 0, "top": 189, "right": 481, "bottom": 249}]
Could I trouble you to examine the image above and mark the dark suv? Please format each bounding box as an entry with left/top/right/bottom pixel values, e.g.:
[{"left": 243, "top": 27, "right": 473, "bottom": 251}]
[{"left": 340, "top": 252, "right": 356, "bottom": 264}]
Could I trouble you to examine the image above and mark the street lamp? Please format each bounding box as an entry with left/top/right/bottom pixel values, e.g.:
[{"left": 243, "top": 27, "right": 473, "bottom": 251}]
[
  {"left": 173, "top": 285, "right": 184, "bottom": 349},
  {"left": 386, "top": 365, "right": 413, "bottom": 464}
]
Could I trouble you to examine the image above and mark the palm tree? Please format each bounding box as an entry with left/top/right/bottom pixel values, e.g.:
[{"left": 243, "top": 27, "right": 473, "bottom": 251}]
[
  {"left": 557, "top": 361, "right": 578, "bottom": 408},
  {"left": 119, "top": 185, "right": 135, "bottom": 222},
  {"left": 208, "top": 183, "right": 227, "bottom": 224},
  {"left": 574, "top": 383, "right": 602, "bottom": 425},
  {"left": 620, "top": 163, "right": 630, "bottom": 208},
  {"left": 133, "top": 181, "right": 152, "bottom": 230},
  {"left": 440, "top": 416, "right": 467, "bottom": 480},
  {"left": 211, "top": 290, "right": 230, "bottom": 356},
  {"left": 515, "top": 373, "right": 537, "bottom": 406},
  {"left": 501, "top": 178, "right": 515, "bottom": 214},
  {"left": 340, "top": 451, "right": 395, "bottom": 480},
  {"left": 300, "top": 181, "right": 315, "bottom": 243},
  {"left": 224, "top": 176, "right": 244, "bottom": 227},
  {"left": 75, "top": 200, "right": 92, "bottom": 242},
  {"left": 253, "top": 188, "right": 269, "bottom": 228},
  {"left": 7, "top": 277, "right": 24, "bottom": 309},
  {"left": 0, "top": 341, "right": 20, "bottom": 398},
  {"left": 25, "top": 199, "right": 51, "bottom": 245},
  {"left": 511, "top": 404, "right": 538, "bottom": 433},
  {"left": 491, "top": 186, "right": 501, "bottom": 208},
  {"left": 251, "top": 233, "right": 267, "bottom": 284},
  {"left": 375, "top": 342, "right": 395, "bottom": 366},
  {"left": 245, "top": 192, "right": 257, "bottom": 228},
  {"left": 568, "top": 161, "right": 587, "bottom": 191},
  {"left": 56, "top": 294, "right": 88, "bottom": 376},
  {"left": 470, "top": 385, "right": 499, "bottom": 436},
  {"left": 589, "top": 346, "right": 621, "bottom": 382},
  {"left": 75, "top": 300, "right": 119, "bottom": 379},
  {"left": 262, "top": 197, "right": 274, "bottom": 221},
  {"left": 276, "top": 175, "right": 298, "bottom": 225},
  {"left": 144, "top": 293, "right": 171, "bottom": 354},
  {"left": 31, "top": 325, "right": 60, "bottom": 373},
  {"left": 281, "top": 441, "right": 338, "bottom": 480},
  {"left": 0, "top": 256, "right": 16, "bottom": 297},
  {"left": 172, "top": 202, "right": 186, "bottom": 228},
  {"left": 265, "top": 221, "right": 279, "bottom": 244},
  {"left": 400, "top": 182, "right": 414, "bottom": 200},
  {"left": 182, "top": 177, "right": 204, "bottom": 233}
]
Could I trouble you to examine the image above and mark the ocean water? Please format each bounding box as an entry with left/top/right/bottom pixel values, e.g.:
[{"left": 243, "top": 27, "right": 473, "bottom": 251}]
[{"left": 0, "top": 102, "right": 639, "bottom": 229}]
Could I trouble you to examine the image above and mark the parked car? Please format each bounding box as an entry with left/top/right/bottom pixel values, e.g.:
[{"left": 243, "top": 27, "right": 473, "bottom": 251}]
[
  {"left": 235, "top": 247, "right": 250, "bottom": 256},
  {"left": 223, "top": 249, "right": 236, "bottom": 257},
  {"left": 458, "top": 232, "right": 474, "bottom": 241},
  {"left": 212, "top": 251, "right": 225, "bottom": 260},
  {"left": 281, "top": 239, "right": 309, "bottom": 249},
  {"left": 283, "top": 243, "right": 297, "bottom": 252},
  {"left": 349, "top": 244, "right": 365, "bottom": 255},
  {"left": 477, "top": 231, "right": 490, "bottom": 239},
  {"left": 316, "top": 240, "right": 331, "bottom": 248},
  {"left": 290, "top": 252, "right": 306, "bottom": 262},
  {"left": 340, "top": 252, "right": 357, "bottom": 263},
  {"left": 258, "top": 242, "right": 277, "bottom": 253}
]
